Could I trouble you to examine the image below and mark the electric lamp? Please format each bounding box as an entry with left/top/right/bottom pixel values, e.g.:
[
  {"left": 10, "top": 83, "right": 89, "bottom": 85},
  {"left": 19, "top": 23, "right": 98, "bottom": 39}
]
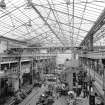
[{"left": 0, "top": 0, "right": 6, "bottom": 9}]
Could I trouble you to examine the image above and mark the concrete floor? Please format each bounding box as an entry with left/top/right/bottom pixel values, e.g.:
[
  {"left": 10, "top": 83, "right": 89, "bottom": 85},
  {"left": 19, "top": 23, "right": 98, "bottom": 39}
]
[
  {"left": 53, "top": 96, "right": 67, "bottom": 105},
  {"left": 19, "top": 85, "right": 90, "bottom": 105},
  {"left": 75, "top": 97, "right": 89, "bottom": 105},
  {"left": 19, "top": 85, "right": 48, "bottom": 105},
  {"left": 54, "top": 97, "right": 89, "bottom": 105},
  {"left": 19, "top": 85, "right": 68, "bottom": 105}
]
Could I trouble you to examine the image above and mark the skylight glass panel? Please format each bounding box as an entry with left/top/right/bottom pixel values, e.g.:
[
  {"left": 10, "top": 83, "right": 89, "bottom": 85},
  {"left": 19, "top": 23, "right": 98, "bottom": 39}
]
[{"left": 0, "top": 0, "right": 104, "bottom": 47}]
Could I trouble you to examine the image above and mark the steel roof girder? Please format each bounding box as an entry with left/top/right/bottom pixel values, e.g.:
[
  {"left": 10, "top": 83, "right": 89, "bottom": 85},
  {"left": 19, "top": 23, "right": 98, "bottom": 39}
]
[{"left": 80, "top": 8, "right": 105, "bottom": 46}]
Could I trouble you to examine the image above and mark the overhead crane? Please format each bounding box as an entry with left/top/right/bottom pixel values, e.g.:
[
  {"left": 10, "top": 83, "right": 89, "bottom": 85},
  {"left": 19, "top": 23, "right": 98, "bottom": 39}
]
[
  {"left": 6, "top": 45, "right": 105, "bottom": 59},
  {"left": 8, "top": 46, "right": 79, "bottom": 50},
  {"left": 0, "top": 46, "right": 77, "bottom": 60},
  {"left": 8, "top": 45, "right": 105, "bottom": 54}
]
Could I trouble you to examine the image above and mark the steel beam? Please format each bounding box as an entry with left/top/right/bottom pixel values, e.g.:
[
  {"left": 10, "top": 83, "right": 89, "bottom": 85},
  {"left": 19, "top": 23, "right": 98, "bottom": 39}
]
[
  {"left": 45, "top": 17, "right": 88, "bottom": 32},
  {"left": 28, "top": 1, "right": 65, "bottom": 46},
  {"left": 34, "top": 3, "right": 94, "bottom": 23},
  {"left": 80, "top": 8, "right": 105, "bottom": 46},
  {"left": 8, "top": 46, "right": 79, "bottom": 50},
  {"left": 9, "top": 45, "right": 105, "bottom": 52},
  {"left": 0, "top": 36, "right": 26, "bottom": 44}
]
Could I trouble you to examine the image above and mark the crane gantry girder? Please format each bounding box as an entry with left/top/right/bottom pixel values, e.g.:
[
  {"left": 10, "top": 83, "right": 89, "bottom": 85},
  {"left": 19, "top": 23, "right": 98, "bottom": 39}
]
[
  {"left": 9, "top": 45, "right": 105, "bottom": 53},
  {"left": 9, "top": 46, "right": 79, "bottom": 51}
]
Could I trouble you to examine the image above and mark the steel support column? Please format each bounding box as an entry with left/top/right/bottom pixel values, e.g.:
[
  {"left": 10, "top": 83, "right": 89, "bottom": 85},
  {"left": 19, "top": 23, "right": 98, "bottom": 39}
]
[
  {"left": 89, "top": 34, "right": 93, "bottom": 51},
  {"left": 82, "top": 34, "right": 93, "bottom": 51},
  {"left": 96, "top": 60, "right": 99, "bottom": 73},
  {"left": 102, "top": 59, "right": 105, "bottom": 105},
  {"left": 18, "top": 57, "right": 21, "bottom": 89},
  {"left": 31, "top": 58, "right": 34, "bottom": 86}
]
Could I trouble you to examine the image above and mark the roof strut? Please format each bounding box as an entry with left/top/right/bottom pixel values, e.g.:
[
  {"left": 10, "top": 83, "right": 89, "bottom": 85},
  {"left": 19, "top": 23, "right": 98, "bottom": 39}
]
[{"left": 28, "top": 0, "right": 65, "bottom": 46}]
